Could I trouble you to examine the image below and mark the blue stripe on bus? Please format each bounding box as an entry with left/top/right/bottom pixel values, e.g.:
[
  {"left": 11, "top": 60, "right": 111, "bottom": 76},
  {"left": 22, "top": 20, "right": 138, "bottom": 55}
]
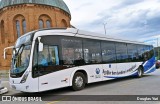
[
  {"left": 143, "top": 56, "right": 156, "bottom": 73},
  {"left": 103, "top": 56, "right": 156, "bottom": 79},
  {"left": 103, "top": 70, "right": 138, "bottom": 78},
  {"left": 146, "top": 67, "right": 156, "bottom": 73},
  {"left": 144, "top": 65, "right": 156, "bottom": 73}
]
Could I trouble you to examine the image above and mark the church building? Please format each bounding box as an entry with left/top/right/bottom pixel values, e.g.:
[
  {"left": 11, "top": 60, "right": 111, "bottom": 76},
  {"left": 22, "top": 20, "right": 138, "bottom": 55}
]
[{"left": 0, "top": 0, "right": 71, "bottom": 69}]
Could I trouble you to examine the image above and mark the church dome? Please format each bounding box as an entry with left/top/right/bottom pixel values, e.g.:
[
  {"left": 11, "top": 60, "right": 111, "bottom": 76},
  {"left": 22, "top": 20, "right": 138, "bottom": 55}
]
[{"left": 0, "top": 0, "right": 70, "bottom": 14}]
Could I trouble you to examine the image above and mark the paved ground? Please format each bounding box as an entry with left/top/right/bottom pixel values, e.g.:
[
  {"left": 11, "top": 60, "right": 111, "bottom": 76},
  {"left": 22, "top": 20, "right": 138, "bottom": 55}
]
[{"left": 1, "top": 69, "right": 160, "bottom": 104}]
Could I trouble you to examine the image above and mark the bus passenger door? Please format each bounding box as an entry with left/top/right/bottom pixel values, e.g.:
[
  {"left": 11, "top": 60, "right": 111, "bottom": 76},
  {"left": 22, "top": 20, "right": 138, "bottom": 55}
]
[{"left": 36, "top": 45, "right": 69, "bottom": 91}]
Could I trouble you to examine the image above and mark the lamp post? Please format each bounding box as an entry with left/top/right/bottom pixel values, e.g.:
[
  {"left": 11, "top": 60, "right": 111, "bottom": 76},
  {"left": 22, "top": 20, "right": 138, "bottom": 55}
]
[
  {"left": 157, "top": 38, "right": 159, "bottom": 60},
  {"left": 157, "top": 38, "right": 158, "bottom": 47},
  {"left": 103, "top": 22, "right": 107, "bottom": 35}
]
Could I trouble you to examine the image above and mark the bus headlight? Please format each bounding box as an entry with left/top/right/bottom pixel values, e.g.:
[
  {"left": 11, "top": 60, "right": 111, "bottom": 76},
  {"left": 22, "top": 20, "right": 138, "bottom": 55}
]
[{"left": 20, "top": 71, "right": 29, "bottom": 83}]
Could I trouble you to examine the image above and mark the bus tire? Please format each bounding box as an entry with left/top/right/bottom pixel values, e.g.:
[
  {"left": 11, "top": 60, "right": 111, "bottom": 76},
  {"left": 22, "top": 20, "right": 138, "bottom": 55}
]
[
  {"left": 137, "top": 67, "right": 143, "bottom": 78},
  {"left": 72, "top": 72, "right": 86, "bottom": 91}
]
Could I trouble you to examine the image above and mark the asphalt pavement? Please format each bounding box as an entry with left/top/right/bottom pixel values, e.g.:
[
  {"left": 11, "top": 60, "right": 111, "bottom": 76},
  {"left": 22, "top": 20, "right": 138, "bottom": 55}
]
[{"left": 1, "top": 69, "right": 160, "bottom": 104}]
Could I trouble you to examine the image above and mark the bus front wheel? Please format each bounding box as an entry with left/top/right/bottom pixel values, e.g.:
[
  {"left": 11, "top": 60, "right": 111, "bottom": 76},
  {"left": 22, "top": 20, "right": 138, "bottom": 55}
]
[
  {"left": 72, "top": 72, "right": 86, "bottom": 91},
  {"left": 137, "top": 67, "right": 143, "bottom": 78}
]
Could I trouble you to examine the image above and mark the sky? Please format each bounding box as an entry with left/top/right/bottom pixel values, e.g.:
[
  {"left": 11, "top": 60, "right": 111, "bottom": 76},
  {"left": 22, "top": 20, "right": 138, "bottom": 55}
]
[{"left": 63, "top": 0, "right": 160, "bottom": 43}]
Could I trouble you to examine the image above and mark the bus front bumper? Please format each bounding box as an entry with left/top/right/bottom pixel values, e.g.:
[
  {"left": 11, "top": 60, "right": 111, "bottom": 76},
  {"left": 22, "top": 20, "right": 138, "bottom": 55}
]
[
  {"left": 10, "top": 83, "right": 38, "bottom": 93},
  {"left": 10, "top": 83, "right": 26, "bottom": 92}
]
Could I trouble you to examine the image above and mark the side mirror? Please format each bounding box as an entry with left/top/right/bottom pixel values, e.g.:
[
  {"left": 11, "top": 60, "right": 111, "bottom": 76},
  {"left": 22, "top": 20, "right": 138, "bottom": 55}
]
[
  {"left": 3, "top": 46, "right": 14, "bottom": 59},
  {"left": 38, "top": 37, "right": 43, "bottom": 52},
  {"left": 4, "top": 51, "right": 6, "bottom": 59},
  {"left": 39, "top": 43, "right": 44, "bottom": 52}
]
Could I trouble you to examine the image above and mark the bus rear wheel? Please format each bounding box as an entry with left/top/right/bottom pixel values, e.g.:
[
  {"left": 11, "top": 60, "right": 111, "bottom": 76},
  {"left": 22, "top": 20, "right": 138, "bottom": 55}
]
[
  {"left": 72, "top": 72, "right": 86, "bottom": 91},
  {"left": 137, "top": 67, "right": 143, "bottom": 78}
]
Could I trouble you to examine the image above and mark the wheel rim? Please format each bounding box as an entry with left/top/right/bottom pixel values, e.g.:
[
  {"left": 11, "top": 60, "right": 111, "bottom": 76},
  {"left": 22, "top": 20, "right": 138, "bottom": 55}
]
[
  {"left": 75, "top": 76, "right": 83, "bottom": 88},
  {"left": 138, "top": 69, "right": 142, "bottom": 76}
]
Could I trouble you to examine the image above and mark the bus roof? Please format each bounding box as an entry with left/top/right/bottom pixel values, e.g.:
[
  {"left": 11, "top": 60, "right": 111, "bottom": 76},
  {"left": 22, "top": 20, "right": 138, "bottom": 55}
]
[{"left": 33, "top": 28, "right": 151, "bottom": 46}]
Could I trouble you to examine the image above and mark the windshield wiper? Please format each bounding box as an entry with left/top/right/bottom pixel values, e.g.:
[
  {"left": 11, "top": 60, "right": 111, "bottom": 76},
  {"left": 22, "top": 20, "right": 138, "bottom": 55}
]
[
  {"left": 12, "top": 44, "right": 25, "bottom": 66},
  {"left": 13, "top": 47, "right": 17, "bottom": 56},
  {"left": 15, "top": 44, "right": 25, "bottom": 56}
]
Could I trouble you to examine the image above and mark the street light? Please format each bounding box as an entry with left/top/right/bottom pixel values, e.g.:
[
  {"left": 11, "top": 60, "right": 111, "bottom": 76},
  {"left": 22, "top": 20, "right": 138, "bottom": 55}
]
[
  {"left": 103, "top": 22, "right": 107, "bottom": 35},
  {"left": 157, "top": 38, "right": 159, "bottom": 60}
]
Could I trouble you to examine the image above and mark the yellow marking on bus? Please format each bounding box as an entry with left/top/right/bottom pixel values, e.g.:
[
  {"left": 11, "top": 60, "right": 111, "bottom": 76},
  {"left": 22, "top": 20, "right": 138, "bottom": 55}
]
[{"left": 46, "top": 97, "right": 68, "bottom": 104}]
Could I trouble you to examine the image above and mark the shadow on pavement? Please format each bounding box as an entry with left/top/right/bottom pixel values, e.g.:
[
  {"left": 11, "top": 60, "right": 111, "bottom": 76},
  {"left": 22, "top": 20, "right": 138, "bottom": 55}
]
[{"left": 11, "top": 74, "right": 154, "bottom": 97}]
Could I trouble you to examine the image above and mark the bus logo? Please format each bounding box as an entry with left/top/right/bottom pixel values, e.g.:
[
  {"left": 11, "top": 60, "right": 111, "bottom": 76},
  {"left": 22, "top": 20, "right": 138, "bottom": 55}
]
[
  {"left": 96, "top": 68, "right": 100, "bottom": 74},
  {"left": 95, "top": 68, "right": 101, "bottom": 78}
]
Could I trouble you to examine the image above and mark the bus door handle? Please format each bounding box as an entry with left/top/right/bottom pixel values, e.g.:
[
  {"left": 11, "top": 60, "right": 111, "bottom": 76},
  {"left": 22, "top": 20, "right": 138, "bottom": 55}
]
[
  {"left": 41, "top": 82, "right": 48, "bottom": 85},
  {"left": 61, "top": 78, "right": 68, "bottom": 82}
]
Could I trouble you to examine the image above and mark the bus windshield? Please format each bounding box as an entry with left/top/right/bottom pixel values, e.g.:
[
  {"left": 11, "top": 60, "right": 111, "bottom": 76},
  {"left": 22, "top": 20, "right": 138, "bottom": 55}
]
[
  {"left": 10, "top": 33, "right": 33, "bottom": 78},
  {"left": 11, "top": 45, "right": 31, "bottom": 77}
]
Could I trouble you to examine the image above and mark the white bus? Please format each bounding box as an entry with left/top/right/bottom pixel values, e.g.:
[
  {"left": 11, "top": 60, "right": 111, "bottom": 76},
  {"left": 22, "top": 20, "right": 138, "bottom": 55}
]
[{"left": 7, "top": 28, "right": 156, "bottom": 92}]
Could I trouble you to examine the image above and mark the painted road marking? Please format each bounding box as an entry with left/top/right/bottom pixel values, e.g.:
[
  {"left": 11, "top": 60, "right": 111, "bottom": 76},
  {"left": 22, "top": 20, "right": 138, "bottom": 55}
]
[
  {"left": 119, "top": 81, "right": 136, "bottom": 87},
  {"left": 46, "top": 97, "right": 68, "bottom": 104}
]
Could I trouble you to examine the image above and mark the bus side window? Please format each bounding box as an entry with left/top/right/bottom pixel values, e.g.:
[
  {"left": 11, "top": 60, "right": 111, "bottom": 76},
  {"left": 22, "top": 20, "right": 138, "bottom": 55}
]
[
  {"left": 83, "top": 40, "right": 102, "bottom": 64},
  {"left": 137, "top": 45, "right": 145, "bottom": 61},
  {"left": 61, "top": 38, "right": 84, "bottom": 66},
  {"left": 127, "top": 44, "right": 139, "bottom": 62},
  {"left": 116, "top": 43, "right": 128, "bottom": 63},
  {"left": 48, "top": 46, "right": 59, "bottom": 65},
  {"left": 61, "top": 38, "right": 74, "bottom": 65},
  {"left": 101, "top": 41, "right": 116, "bottom": 63},
  {"left": 74, "top": 52, "right": 85, "bottom": 66},
  {"left": 38, "top": 45, "right": 48, "bottom": 66}
]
